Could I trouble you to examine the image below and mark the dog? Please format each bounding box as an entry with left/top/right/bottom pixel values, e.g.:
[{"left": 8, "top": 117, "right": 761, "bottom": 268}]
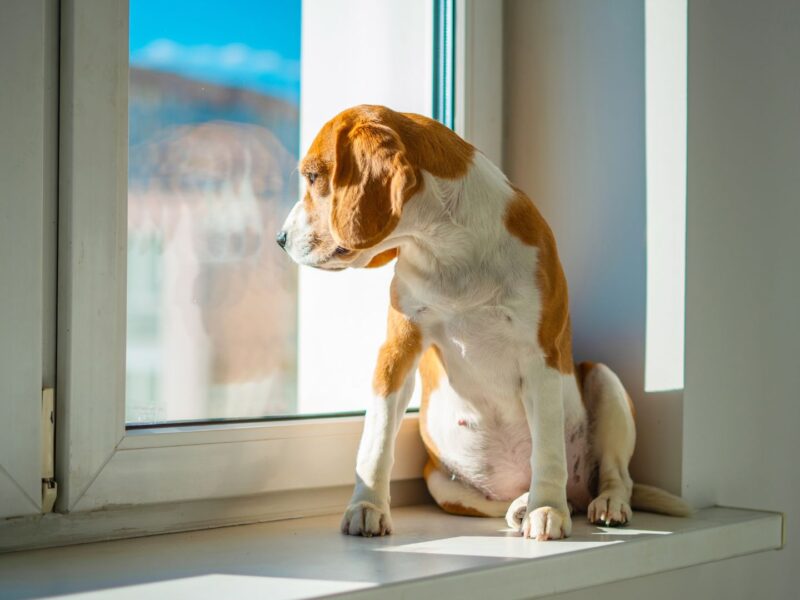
[{"left": 278, "top": 105, "right": 691, "bottom": 540}]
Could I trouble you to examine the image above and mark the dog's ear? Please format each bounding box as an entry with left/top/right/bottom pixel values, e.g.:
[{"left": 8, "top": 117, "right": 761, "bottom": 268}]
[{"left": 330, "top": 123, "right": 417, "bottom": 250}]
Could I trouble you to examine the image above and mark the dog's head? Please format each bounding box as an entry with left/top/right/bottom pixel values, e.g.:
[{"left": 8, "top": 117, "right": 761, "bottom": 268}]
[{"left": 277, "top": 105, "right": 420, "bottom": 271}]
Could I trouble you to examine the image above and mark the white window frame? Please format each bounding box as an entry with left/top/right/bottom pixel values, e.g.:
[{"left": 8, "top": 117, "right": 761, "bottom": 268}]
[
  {"left": 0, "top": 0, "right": 58, "bottom": 519},
  {"left": 53, "top": 0, "right": 503, "bottom": 521}
]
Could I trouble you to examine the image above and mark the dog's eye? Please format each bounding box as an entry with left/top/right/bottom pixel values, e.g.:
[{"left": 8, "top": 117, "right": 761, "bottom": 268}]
[
  {"left": 333, "top": 246, "right": 350, "bottom": 256},
  {"left": 306, "top": 172, "right": 317, "bottom": 185}
]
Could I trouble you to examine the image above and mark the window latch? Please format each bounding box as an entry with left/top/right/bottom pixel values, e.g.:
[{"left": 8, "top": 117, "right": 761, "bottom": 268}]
[{"left": 41, "top": 388, "right": 57, "bottom": 513}]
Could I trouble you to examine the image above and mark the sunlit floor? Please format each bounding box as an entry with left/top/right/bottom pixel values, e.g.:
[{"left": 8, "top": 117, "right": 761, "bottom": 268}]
[{"left": 0, "top": 505, "right": 781, "bottom": 600}]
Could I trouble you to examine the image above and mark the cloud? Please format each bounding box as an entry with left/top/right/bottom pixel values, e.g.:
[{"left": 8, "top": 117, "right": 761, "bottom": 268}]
[{"left": 131, "top": 39, "right": 300, "bottom": 95}]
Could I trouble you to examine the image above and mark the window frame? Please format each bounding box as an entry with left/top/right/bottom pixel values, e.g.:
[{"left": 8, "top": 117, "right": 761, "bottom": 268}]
[
  {"left": 54, "top": 0, "right": 503, "bottom": 515},
  {"left": 0, "top": 0, "right": 58, "bottom": 519}
]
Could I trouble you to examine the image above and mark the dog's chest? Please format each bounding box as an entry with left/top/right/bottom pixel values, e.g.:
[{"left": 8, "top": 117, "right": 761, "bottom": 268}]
[
  {"left": 413, "top": 284, "right": 542, "bottom": 397},
  {"left": 439, "top": 307, "right": 530, "bottom": 375}
]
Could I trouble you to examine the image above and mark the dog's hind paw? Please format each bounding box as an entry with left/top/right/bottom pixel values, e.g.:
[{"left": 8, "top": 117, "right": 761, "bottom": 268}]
[
  {"left": 587, "top": 493, "right": 632, "bottom": 526},
  {"left": 340, "top": 501, "right": 393, "bottom": 537}
]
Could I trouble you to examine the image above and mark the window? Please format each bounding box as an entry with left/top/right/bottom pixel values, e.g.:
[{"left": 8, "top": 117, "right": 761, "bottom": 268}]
[
  {"left": 0, "top": 0, "right": 58, "bottom": 519},
  {"left": 296, "top": 1, "right": 436, "bottom": 415},
  {"left": 0, "top": 0, "right": 696, "bottom": 556},
  {"left": 125, "top": 0, "right": 440, "bottom": 424},
  {"left": 126, "top": 0, "right": 303, "bottom": 424},
  {"left": 47, "top": 0, "right": 491, "bottom": 518}
]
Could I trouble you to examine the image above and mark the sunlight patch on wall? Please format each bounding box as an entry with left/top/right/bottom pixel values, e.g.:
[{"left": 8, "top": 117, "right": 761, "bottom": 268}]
[{"left": 645, "top": 0, "right": 687, "bottom": 392}]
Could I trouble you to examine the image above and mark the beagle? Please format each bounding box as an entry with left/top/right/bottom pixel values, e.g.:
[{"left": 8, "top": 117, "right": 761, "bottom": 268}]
[{"left": 278, "top": 105, "right": 691, "bottom": 540}]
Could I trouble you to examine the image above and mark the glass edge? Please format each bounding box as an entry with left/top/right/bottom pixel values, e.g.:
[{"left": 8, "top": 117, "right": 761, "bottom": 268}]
[
  {"left": 432, "top": 0, "right": 456, "bottom": 129},
  {"left": 126, "top": 407, "right": 420, "bottom": 430}
]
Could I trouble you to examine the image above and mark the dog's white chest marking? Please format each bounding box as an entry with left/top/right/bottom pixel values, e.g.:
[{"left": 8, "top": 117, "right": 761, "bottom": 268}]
[{"left": 397, "top": 257, "right": 590, "bottom": 503}]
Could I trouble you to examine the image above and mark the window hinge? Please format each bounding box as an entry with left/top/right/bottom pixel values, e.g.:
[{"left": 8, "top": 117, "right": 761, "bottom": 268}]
[{"left": 41, "top": 388, "right": 57, "bottom": 513}]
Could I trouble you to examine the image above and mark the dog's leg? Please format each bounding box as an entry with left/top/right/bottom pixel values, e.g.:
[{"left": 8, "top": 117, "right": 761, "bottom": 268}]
[
  {"left": 423, "top": 459, "right": 511, "bottom": 518},
  {"left": 518, "top": 361, "right": 572, "bottom": 540},
  {"left": 341, "top": 307, "right": 421, "bottom": 537},
  {"left": 583, "top": 363, "right": 635, "bottom": 525}
]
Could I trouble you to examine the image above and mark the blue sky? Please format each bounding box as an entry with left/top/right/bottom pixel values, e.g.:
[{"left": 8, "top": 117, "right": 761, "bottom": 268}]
[{"left": 130, "top": 0, "right": 301, "bottom": 102}]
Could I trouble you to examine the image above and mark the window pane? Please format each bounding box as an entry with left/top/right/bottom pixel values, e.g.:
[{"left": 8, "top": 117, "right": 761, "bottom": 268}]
[
  {"left": 126, "top": 0, "right": 301, "bottom": 423},
  {"left": 126, "top": 0, "right": 437, "bottom": 424},
  {"left": 296, "top": 0, "right": 434, "bottom": 414}
]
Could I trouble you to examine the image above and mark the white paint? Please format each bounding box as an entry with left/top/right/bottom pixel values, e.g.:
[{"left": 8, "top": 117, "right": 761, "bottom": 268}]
[
  {"left": 678, "top": 0, "right": 800, "bottom": 597},
  {"left": 0, "top": 479, "right": 428, "bottom": 553},
  {"left": 71, "top": 417, "right": 426, "bottom": 512},
  {"left": 57, "top": 0, "right": 129, "bottom": 511},
  {"left": 644, "top": 0, "right": 687, "bottom": 392},
  {"left": 297, "top": 0, "right": 433, "bottom": 414},
  {"left": 0, "top": 0, "right": 58, "bottom": 518},
  {"left": 0, "top": 505, "right": 781, "bottom": 600}
]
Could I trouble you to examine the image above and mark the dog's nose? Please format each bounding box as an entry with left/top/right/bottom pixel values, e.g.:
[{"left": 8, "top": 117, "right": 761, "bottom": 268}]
[{"left": 276, "top": 230, "right": 287, "bottom": 249}]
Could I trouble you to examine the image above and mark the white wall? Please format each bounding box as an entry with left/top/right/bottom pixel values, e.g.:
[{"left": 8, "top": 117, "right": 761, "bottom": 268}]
[
  {"left": 679, "top": 0, "right": 800, "bottom": 593},
  {"left": 506, "top": 0, "right": 799, "bottom": 598},
  {"left": 297, "top": 0, "right": 433, "bottom": 414},
  {"left": 503, "top": 0, "right": 683, "bottom": 495}
]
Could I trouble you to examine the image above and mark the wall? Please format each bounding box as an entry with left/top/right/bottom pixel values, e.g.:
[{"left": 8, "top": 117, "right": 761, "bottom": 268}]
[
  {"left": 506, "top": 0, "right": 798, "bottom": 597},
  {"left": 503, "top": 0, "right": 683, "bottom": 495},
  {"left": 679, "top": 0, "right": 799, "bottom": 593}
]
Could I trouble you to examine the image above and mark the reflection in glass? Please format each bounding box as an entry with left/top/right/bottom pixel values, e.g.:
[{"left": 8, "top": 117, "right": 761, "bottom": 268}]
[{"left": 126, "top": 0, "right": 301, "bottom": 423}]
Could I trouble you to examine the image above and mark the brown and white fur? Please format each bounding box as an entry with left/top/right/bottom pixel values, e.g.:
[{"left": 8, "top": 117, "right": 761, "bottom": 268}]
[{"left": 278, "top": 105, "right": 691, "bottom": 540}]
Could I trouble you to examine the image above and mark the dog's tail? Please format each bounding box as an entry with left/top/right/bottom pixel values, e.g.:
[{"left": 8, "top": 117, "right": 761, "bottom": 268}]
[{"left": 630, "top": 483, "right": 693, "bottom": 517}]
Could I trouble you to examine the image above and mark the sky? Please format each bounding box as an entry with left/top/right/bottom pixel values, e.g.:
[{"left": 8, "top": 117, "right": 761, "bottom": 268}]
[{"left": 129, "top": 0, "right": 302, "bottom": 102}]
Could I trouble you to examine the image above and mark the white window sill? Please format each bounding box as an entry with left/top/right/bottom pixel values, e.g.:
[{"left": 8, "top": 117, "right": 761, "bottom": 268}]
[{"left": 0, "top": 504, "right": 782, "bottom": 600}]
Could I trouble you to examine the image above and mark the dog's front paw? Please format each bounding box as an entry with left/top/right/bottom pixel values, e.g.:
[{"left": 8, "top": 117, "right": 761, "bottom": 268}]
[
  {"left": 519, "top": 506, "right": 572, "bottom": 540},
  {"left": 340, "top": 501, "right": 393, "bottom": 537},
  {"left": 588, "top": 493, "right": 632, "bottom": 526}
]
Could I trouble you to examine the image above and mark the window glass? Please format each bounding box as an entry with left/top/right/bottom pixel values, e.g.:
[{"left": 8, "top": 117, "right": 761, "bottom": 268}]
[
  {"left": 295, "top": 0, "right": 434, "bottom": 414},
  {"left": 127, "top": 0, "right": 436, "bottom": 424},
  {"left": 127, "top": 0, "right": 301, "bottom": 423}
]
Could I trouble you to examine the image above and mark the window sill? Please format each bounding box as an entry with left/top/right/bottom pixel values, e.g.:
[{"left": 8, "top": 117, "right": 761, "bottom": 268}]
[{"left": 0, "top": 504, "right": 782, "bottom": 599}]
